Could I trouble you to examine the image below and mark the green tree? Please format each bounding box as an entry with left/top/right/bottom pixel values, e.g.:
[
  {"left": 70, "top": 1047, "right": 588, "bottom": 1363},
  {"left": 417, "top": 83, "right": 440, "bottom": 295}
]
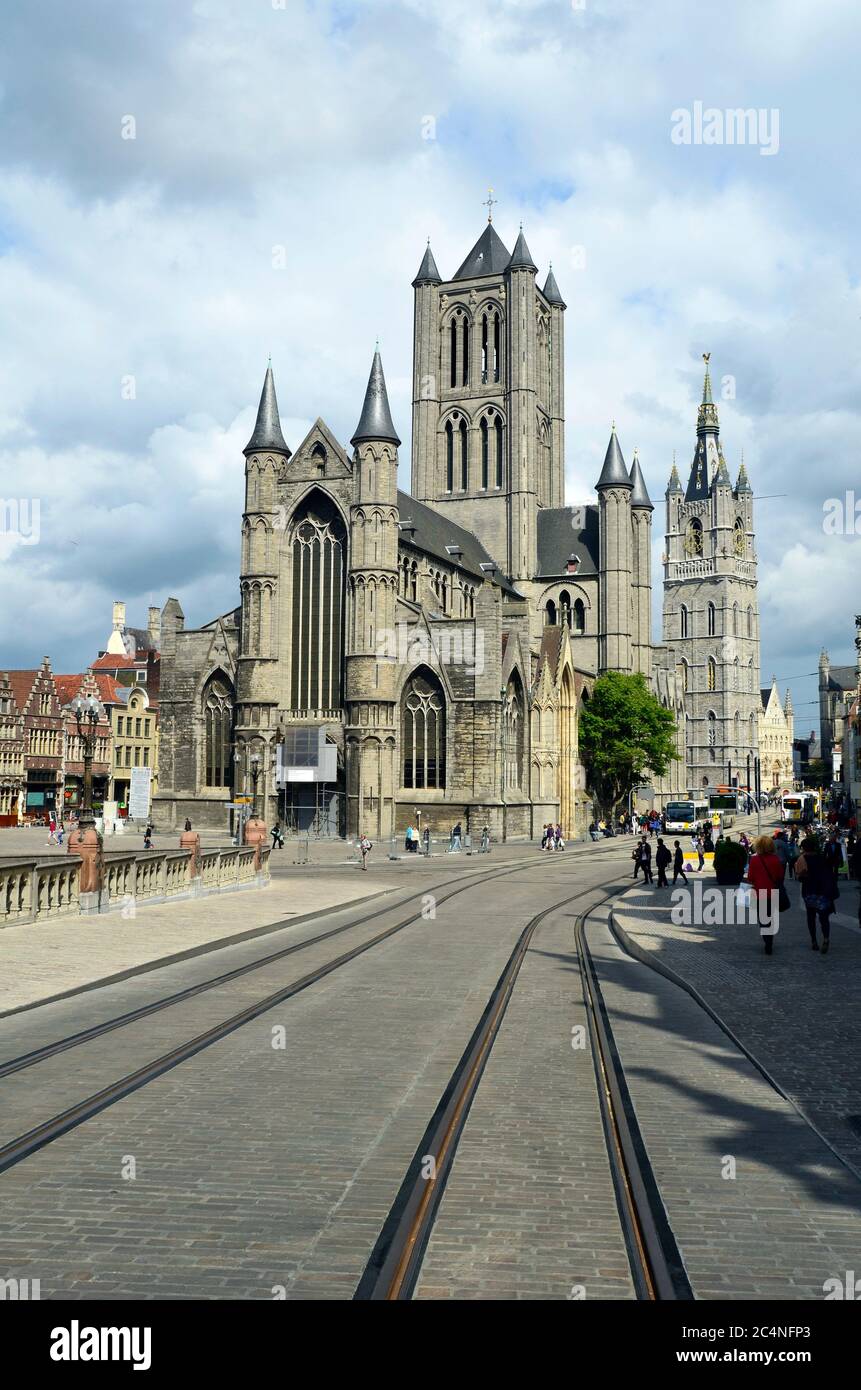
[{"left": 580, "top": 671, "right": 679, "bottom": 818}]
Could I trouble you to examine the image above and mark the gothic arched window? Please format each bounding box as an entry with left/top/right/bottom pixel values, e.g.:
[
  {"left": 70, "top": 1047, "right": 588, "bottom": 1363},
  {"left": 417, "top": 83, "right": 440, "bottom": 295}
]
[
  {"left": 545, "top": 599, "right": 557, "bottom": 626},
  {"left": 449, "top": 319, "right": 457, "bottom": 389},
  {"left": 289, "top": 492, "right": 345, "bottom": 711},
  {"left": 480, "top": 418, "right": 489, "bottom": 489},
  {"left": 459, "top": 418, "right": 468, "bottom": 491},
  {"left": 707, "top": 602, "right": 717, "bottom": 636},
  {"left": 461, "top": 316, "right": 470, "bottom": 386},
  {"left": 573, "top": 598, "right": 585, "bottom": 634},
  {"left": 494, "top": 415, "right": 504, "bottom": 488},
  {"left": 707, "top": 710, "right": 717, "bottom": 761},
  {"left": 559, "top": 590, "right": 572, "bottom": 630},
  {"left": 707, "top": 657, "right": 717, "bottom": 692},
  {"left": 747, "top": 605, "right": 754, "bottom": 638},
  {"left": 203, "top": 675, "right": 233, "bottom": 788},
  {"left": 748, "top": 659, "right": 754, "bottom": 693},
  {"left": 503, "top": 674, "right": 525, "bottom": 792},
  {"left": 680, "top": 658, "right": 689, "bottom": 692},
  {"left": 680, "top": 605, "right": 689, "bottom": 639},
  {"left": 402, "top": 670, "right": 446, "bottom": 789},
  {"left": 445, "top": 421, "right": 454, "bottom": 492}
]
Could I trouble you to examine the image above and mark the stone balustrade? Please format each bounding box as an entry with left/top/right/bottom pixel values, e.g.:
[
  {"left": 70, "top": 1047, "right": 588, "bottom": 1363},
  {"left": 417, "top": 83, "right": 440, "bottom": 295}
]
[{"left": 0, "top": 842, "right": 270, "bottom": 927}]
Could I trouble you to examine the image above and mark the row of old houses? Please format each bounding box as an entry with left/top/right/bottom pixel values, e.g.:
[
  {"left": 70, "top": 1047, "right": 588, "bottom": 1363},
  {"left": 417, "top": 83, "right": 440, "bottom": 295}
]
[{"left": 0, "top": 603, "right": 161, "bottom": 826}]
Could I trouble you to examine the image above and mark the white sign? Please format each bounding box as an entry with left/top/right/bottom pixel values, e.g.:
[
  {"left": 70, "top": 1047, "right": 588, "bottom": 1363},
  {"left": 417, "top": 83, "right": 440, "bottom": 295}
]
[{"left": 128, "top": 767, "right": 152, "bottom": 820}]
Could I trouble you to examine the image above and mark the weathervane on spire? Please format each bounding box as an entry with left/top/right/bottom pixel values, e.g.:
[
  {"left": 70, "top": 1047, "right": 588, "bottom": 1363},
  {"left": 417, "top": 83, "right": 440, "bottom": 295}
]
[
  {"left": 483, "top": 188, "right": 497, "bottom": 223},
  {"left": 703, "top": 351, "right": 710, "bottom": 365}
]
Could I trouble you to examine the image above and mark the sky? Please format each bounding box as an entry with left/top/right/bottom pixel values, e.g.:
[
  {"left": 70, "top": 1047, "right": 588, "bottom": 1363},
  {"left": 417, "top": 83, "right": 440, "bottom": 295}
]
[{"left": 0, "top": 0, "right": 859, "bottom": 735}]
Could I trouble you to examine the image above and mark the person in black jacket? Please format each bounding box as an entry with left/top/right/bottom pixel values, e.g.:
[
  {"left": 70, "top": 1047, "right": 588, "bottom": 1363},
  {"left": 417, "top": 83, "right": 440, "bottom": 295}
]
[
  {"left": 638, "top": 838, "right": 653, "bottom": 884},
  {"left": 796, "top": 836, "right": 839, "bottom": 954},
  {"left": 672, "top": 840, "right": 688, "bottom": 886},
  {"left": 655, "top": 837, "right": 671, "bottom": 888}
]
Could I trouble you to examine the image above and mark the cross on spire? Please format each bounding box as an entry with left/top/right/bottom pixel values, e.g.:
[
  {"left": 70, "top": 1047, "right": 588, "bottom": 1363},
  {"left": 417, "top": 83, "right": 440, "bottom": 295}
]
[{"left": 482, "top": 187, "right": 497, "bottom": 223}]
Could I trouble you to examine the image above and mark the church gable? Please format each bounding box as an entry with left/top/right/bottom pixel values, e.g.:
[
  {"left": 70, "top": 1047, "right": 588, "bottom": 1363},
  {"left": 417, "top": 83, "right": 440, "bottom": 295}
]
[{"left": 287, "top": 419, "right": 352, "bottom": 482}]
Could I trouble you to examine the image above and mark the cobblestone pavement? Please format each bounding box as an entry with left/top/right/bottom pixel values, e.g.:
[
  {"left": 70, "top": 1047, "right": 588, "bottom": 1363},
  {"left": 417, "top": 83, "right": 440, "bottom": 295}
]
[
  {"left": 600, "top": 877, "right": 861, "bottom": 1298},
  {"left": 0, "top": 838, "right": 622, "bottom": 1015},
  {"left": 415, "top": 883, "right": 635, "bottom": 1301},
  {"left": 0, "top": 847, "right": 631, "bottom": 1300},
  {"left": 612, "top": 864, "right": 861, "bottom": 1175}
]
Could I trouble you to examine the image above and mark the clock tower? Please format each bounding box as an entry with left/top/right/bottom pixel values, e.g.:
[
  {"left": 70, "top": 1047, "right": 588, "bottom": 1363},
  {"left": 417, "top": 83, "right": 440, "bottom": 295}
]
[{"left": 662, "top": 357, "right": 761, "bottom": 793}]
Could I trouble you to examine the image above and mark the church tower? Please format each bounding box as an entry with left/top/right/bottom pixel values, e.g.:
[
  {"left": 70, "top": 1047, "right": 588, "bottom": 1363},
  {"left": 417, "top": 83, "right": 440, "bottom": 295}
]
[
  {"left": 409, "top": 212, "right": 565, "bottom": 582},
  {"left": 344, "top": 350, "right": 401, "bottom": 841},
  {"left": 596, "top": 427, "right": 633, "bottom": 674},
  {"left": 662, "top": 357, "right": 761, "bottom": 793}
]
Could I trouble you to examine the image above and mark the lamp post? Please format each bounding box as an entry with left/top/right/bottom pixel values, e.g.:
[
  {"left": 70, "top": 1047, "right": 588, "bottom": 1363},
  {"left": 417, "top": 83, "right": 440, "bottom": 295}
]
[
  {"left": 250, "top": 751, "right": 261, "bottom": 818},
  {"left": 73, "top": 694, "right": 100, "bottom": 830}
]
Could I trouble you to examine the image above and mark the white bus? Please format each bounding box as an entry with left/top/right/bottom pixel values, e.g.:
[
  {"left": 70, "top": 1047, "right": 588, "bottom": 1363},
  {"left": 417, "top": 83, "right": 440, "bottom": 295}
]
[
  {"left": 782, "top": 790, "right": 820, "bottom": 825},
  {"left": 664, "top": 798, "right": 710, "bottom": 833}
]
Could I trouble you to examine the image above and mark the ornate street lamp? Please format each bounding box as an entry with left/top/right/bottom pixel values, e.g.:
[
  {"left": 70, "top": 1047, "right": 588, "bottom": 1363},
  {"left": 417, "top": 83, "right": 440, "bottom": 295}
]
[
  {"left": 73, "top": 694, "right": 100, "bottom": 830},
  {"left": 250, "top": 751, "right": 261, "bottom": 818}
]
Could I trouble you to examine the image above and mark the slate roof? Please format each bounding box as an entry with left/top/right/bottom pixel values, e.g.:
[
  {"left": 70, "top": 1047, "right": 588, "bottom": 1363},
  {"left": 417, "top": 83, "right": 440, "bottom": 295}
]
[
  {"left": 352, "top": 350, "right": 400, "bottom": 447},
  {"left": 244, "top": 364, "right": 291, "bottom": 456},
  {"left": 125, "top": 626, "right": 158, "bottom": 653},
  {"left": 596, "top": 429, "right": 632, "bottom": 489},
  {"left": 542, "top": 266, "right": 565, "bottom": 308},
  {"left": 537, "top": 505, "right": 600, "bottom": 578},
  {"left": 412, "top": 242, "right": 441, "bottom": 287},
  {"left": 629, "top": 454, "right": 654, "bottom": 510},
  {"left": 396, "top": 491, "right": 521, "bottom": 596},
  {"left": 827, "top": 666, "right": 857, "bottom": 691},
  {"left": 508, "top": 228, "right": 537, "bottom": 272},
  {"left": 452, "top": 224, "right": 511, "bottom": 280}
]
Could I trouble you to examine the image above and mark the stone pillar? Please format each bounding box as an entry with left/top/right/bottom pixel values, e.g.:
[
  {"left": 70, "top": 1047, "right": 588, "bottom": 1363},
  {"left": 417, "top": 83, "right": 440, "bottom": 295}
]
[
  {"left": 180, "top": 829, "right": 201, "bottom": 877},
  {"left": 244, "top": 815, "right": 268, "bottom": 869}
]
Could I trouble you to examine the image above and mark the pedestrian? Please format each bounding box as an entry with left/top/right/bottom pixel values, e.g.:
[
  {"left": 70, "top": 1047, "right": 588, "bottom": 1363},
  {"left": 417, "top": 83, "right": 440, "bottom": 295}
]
[
  {"left": 746, "top": 835, "right": 787, "bottom": 957},
  {"left": 703, "top": 826, "right": 715, "bottom": 855},
  {"left": 423, "top": 825, "right": 430, "bottom": 856},
  {"left": 655, "top": 837, "right": 671, "bottom": 888},
  {"left": 632, "top": 839, "right": 643, "bottom": 880},
  {"left": 589, "top": 820, "right": 602, "bottom": 842},
  {"left": 271, "top": 822, "right": 284, "bottom": 850},
  {"left": 694, "top": 832, "right": 705, "bottom": 872},
  {"left": 184, "top": 818, "right": 192, "bottom": 832},
  {"left": 795, "top": 835, "right": 839, "bottom": 953},
  {"left": 143, "top": 824, "right": 153, "bottom": 850},
  {"left": 639, "top": 838, "right": 653, "bottom": 884},
  {"left": 359, "top": 832, "right": 372, "bottom": 870},
  {"left": 672, "top": 840, "right": 688, "bottom": 886},
  {"left": 823, "top": 831, "right": 844, "bottom": 879},
  {"left": 554, "top": 823, "right": 565, "bottom": 851},
  {"left": 449, "top": 821, "right": 462, "bottom": 853},
  {"left": 480, "top": 825, "right": 490, "bottom": 853},
  {"left": 405, "top": 824, "right": 414, "bottom": 853},
  {"left": 56, "top": 824, "right": 64, "bottom": 847}
]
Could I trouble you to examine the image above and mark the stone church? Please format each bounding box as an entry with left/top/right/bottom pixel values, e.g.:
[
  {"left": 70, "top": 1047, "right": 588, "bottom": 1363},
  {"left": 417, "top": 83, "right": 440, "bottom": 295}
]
[{"left": 155, "top": 217, "right": 692, "bottom": 840}]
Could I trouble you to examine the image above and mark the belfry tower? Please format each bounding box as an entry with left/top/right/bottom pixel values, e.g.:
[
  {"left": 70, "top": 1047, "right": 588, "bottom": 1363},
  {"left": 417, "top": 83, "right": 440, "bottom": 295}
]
[{"left": 662, "top": 357, "right": 761, "bottom": 792}]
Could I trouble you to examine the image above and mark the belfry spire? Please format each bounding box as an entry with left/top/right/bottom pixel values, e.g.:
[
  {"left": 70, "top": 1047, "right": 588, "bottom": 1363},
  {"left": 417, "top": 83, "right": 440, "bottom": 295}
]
[{"left": 351, "top": 349, "right": 400, "bottom": 448}]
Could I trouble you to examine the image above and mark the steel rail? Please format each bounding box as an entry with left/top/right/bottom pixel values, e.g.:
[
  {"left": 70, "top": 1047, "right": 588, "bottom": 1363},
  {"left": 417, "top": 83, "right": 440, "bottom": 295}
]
[{"left": 0, "top": 857, "right": 583, "bottom": 1176}]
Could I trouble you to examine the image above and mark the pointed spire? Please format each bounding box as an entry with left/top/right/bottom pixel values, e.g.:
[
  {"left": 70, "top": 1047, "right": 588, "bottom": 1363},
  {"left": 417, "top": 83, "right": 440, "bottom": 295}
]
[
  {"left": 629, "top": 450, "right": 654, "bottom": 510},
  {"left": 696, "top": 352, "right": 720, "bottom": 436},
  {"left": 667, "top": 461, "right": 683, "bottom": 494},
  {"left": 542, "top": 264, "right": 566, "bottom": 308},
  {"left": 509, "top": 226, "right": 537, "bottom": 272},
  {"left": 736, "top": 458, "right": 752, "bottom": 492},
  {"left": 244, "top": 364, "right": 290, "bottom": 456},
  {"left": 784, "top": 687, "right": 793, "bottom": 713},
  {"left": 596, "top": 425, "right": 632, "bottom": 490},
  {"left": 412, "top": 240, "right": 441, "bottom": 287},
  {"left": 712, "top": 456, "right": 732, "bottom": 489},
  {"left": 351, "top": 349, "right": 400, "bottom": 448}
]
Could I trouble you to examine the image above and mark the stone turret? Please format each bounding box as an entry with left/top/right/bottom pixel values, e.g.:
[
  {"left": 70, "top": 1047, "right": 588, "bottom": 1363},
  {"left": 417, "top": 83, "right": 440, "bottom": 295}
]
[
  {"left": 345, "top": 350, "right": 401, "bottom": 840},
  {"left": 629, "top": 450, "right": 653, "bottom": 678},
  {"left": 507, "top": 227, "right": 539, "bottom": 580},
  {"left": 596, "top": 427, "right": 633, "bottom": 674}
]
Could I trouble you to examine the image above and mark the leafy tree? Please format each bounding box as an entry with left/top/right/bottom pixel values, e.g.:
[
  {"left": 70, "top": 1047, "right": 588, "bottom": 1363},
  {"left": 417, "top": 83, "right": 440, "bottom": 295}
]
[
  {"left": 579, "top": 671, "right": 679, "bottom": 818},
  {"left": 803, "top": 759, "right": 830, "bottom": 788}
]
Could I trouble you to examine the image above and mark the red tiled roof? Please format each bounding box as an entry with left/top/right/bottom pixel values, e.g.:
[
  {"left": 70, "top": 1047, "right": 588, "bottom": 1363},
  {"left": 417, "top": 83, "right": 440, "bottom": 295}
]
[
  {"left": 53, "top": 674, "right": 84, "bottom": 706},
  {"left": 7, "top": 670, "right": 38, "bottom": 712},
  {"left": 92, "top": 653, "right": 140, "bottom": 670}
]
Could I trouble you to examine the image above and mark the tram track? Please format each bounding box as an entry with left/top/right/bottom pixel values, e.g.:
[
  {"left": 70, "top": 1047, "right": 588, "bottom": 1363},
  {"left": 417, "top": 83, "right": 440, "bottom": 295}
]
[
  {"left": 354, "top": 879, "right": 691, "bottom": 1301},
  {"left": 0, "top": 852, "right": 554, "bottom": 1082},
  {"left": 0, "top": 853, "right": 597, "bottom": 1177}
]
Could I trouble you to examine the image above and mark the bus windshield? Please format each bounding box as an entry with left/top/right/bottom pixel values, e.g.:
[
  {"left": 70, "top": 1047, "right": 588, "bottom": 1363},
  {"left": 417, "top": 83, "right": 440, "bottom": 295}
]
[{"left": 666, "top": 802, "right": 695, "bottom": 819}]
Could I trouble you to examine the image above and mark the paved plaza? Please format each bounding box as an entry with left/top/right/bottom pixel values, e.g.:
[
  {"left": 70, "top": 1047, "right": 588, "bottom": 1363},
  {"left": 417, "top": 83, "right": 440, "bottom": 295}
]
[{"left": 0, "top": 826, "right": 859, "bottom": 1300}]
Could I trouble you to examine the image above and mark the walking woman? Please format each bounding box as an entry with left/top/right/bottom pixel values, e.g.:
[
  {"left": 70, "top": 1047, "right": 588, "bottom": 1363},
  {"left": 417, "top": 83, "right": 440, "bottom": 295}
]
[
  {"left": 746, "top": 835, "right": 786, "bottom": 957},
  {"left": 795, "top": 835, "right": 840, "bottom": 953}
]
